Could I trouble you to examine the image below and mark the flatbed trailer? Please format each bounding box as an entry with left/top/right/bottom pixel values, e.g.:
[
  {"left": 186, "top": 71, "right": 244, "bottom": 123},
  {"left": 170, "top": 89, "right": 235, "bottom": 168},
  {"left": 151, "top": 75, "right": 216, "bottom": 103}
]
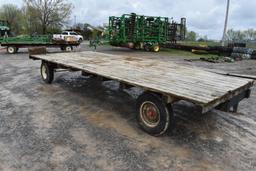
[
  {"left": 0, "top": 36, "right": 80, "bottom": 54},
  {"left": 29, "top": 51, "right": 254, "bottom": 135}
]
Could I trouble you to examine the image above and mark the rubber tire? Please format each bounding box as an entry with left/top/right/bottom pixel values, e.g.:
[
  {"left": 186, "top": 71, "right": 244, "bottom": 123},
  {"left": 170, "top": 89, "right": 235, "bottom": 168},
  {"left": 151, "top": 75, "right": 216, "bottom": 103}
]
[
  {"left": 136, "top": 92, "right": 173, "bottom": 136},
  {"left": 65, "top": 46, "right": 73, "bottom": 52},
  {"left": 40, "top": 61, "right": 54, "bottom": 84},
  {"left": 79, "top": 38, "right": 83, "bottom": 43},
  {"left": 144, "top": 44, "right": 151, "bottom": 52},
  {"left": 7, "top": 46, "right": 17, "bottom": 54},
  {"left": 153, "top": 45, "right": 160, "bottom": 52}
]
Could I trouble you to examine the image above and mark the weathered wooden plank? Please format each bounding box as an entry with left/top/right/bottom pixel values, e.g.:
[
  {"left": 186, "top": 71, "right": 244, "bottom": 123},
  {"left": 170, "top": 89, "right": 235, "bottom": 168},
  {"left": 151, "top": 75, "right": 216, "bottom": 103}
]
[{"left": 31, "top": 51, "right": 254, "bottom": 112}]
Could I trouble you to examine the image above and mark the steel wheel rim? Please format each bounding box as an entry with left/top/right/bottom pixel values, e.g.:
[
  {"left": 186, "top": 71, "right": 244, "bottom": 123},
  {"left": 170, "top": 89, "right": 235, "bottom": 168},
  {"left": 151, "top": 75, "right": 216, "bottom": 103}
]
[
  {"left": 8, "top": 47, "right": 14, "bottom": 53},
  {"left": 66, "top": 46, "right": 72, "bottom": 51},
  {"left": 41, "top": 64, "right": 47, "bottom": 80},
  {"left": 154, "top": 45, "right": 159, "bottom": 52},
  {"left": 140, "top": 101, "right": 160, "bottom": 127}
]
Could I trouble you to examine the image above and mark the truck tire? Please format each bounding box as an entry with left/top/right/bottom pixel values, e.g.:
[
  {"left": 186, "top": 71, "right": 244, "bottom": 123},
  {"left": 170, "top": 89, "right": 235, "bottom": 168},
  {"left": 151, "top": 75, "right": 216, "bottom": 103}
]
[
  {"left": 40, "top": 61, "right": 54, "bottom": 84},
  {"left": 136, "top": 92, "right": 173, "bottom": 136},
  {"left": 65, "top": 46, "right": 73, "bottom": 52},
  {"left": 7, "top": 46, "right": 17, "bottom": 54}
]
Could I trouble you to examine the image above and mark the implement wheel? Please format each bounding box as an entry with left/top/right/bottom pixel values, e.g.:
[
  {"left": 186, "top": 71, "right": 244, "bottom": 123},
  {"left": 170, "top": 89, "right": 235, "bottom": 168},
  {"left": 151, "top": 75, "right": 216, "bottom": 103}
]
[
  {"left": 40, "top": 61, "right": 54, "bottom": 84},
  {"left": 7, "top": 46, "right": 17, "bottom": 54},
  {"left": 136, "top": 92, "right": 173, "bottom": 136},
  {"left": 144, "top": 44, "right": 151, "bottom": 52},
  {"left": 153, "top": 45, "right": 160, "bottom": 52}
]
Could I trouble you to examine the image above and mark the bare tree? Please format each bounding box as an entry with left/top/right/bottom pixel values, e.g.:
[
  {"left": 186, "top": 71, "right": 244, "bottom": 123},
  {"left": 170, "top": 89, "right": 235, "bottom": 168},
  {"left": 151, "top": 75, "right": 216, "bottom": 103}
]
[{"left": 24, "top": 0, "right": 73, "bottom": 34}]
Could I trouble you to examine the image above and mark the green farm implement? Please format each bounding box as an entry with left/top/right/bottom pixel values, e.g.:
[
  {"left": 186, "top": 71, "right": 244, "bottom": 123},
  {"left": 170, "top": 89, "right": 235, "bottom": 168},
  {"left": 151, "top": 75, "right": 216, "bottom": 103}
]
[
  {"left": 108, "top": 13, "right": 186, "bottom": 52},
  {"left": 0, "top": 20, "right": 10, "bottom": 36},
  {"left": 0, "top": 35, "right": 80, "bottom": 54}
]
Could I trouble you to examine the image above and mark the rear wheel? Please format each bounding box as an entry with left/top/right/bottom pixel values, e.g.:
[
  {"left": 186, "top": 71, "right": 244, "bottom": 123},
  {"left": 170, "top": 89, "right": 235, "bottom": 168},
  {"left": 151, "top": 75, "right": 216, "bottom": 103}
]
[
  {"left": 40, "top": 61, "right": 54, "bottom": 84},
  {"left": 144, "top": 44, "right": 151, "bottom": 52},
  {"left": 7, "top": 46, "right": 17, "bottom": 54},
  {"left": 153, "top": 44, "right": 160, "bottom": 52},
  {"left": 65, "top": 46, "right": 73, "bottom": 52},
  {"left": 136, "top": 92, "right": 173, "bottom": 136}
]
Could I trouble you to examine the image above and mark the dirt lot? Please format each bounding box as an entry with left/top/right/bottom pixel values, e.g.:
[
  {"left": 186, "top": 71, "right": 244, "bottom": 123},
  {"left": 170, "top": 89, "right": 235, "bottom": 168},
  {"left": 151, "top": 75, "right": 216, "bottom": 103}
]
[{"left": 0, "top": 44, "right": 256, "bottom": 171}]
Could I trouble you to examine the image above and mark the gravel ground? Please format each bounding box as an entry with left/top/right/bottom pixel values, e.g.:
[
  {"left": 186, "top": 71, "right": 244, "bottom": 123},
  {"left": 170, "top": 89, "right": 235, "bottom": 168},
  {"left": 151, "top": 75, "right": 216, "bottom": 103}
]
[{"left": 0, "top": 43, "right": 256, "bottom": 171}]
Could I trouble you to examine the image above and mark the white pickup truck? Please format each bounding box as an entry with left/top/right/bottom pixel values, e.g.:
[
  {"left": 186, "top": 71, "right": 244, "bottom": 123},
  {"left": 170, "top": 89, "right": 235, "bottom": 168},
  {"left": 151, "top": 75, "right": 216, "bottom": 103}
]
[{"left": 53, "top": 31, "right": 83, "bottom": 42}]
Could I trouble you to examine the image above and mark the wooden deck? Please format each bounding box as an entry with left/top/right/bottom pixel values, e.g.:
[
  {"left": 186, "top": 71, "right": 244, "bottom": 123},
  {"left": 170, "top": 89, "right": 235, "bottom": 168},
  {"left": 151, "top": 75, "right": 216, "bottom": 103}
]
[{"left": 31, "top": 51, "right": 254, "bottom": 113}]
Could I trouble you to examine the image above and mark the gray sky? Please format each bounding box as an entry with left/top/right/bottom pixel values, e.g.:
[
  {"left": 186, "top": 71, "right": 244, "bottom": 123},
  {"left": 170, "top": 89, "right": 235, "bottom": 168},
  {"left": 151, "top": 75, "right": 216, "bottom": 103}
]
[{"left": 1, "top": 0, "right": 256, "bottom": 40}]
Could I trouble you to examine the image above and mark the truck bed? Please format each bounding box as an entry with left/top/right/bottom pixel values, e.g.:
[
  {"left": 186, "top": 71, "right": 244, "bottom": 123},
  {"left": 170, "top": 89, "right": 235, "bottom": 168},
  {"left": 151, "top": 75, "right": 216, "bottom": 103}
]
[{"left": 30, "top": 51, "right": 254, "bottom": 113}]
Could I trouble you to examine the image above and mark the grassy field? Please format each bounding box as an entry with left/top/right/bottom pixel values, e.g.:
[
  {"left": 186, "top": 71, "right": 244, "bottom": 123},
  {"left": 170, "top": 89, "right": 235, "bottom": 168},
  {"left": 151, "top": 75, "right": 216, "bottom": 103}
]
[
  {"left": 161, "top": 48, "right": 219, "bottom": 59},
  {"left": 178, "top": 41, "right": 256, "bottom": 50}
]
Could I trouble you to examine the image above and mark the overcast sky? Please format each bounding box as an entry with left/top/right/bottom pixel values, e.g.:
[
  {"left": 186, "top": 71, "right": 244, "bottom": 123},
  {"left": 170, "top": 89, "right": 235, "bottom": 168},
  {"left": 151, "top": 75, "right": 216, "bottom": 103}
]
[{"left": 1, "top": 0, "right": 256, "bottom": 40}]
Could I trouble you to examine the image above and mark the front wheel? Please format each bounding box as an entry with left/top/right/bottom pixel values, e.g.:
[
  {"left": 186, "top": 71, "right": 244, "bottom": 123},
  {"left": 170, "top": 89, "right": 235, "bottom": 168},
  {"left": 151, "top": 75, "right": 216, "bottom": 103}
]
[
  {"left": 7, "top": 46, "right": 17, "bottom": 54},
  {"left": 136, "top": 92, "right": 173, "bottom": 136},
  {"left": 40, "top": 61, "right": 54, "bottom": 84}
]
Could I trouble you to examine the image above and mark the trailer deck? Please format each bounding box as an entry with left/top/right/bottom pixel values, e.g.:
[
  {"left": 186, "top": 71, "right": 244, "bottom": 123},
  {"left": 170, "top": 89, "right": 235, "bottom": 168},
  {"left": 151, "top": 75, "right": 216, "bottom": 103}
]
[
  {"left": 30, "top": 51, "right": 254, "bottom": 135},
  {"left": 0, "top": 36, "right": 80, "bottom": 54}
]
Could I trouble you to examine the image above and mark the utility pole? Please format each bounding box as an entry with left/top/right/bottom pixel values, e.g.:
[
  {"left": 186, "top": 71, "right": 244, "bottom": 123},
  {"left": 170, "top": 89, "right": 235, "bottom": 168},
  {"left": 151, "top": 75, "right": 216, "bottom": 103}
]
[{"left": 222, "top": 0, "right": 230, "bottom": 46}]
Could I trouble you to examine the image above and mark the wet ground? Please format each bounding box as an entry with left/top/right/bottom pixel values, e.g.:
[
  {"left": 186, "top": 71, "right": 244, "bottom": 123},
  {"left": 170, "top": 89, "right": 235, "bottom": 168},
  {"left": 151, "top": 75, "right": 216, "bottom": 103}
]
[{"left": 0, "top": 43, "right": 256, "bottom": 171}]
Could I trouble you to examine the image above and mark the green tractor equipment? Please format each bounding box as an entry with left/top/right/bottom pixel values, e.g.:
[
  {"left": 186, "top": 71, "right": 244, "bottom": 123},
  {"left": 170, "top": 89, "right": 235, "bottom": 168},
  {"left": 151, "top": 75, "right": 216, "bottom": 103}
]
[
  {"left": 0, "top": 20, "right": 10, "bottom": 36},
  {"left": 108, "top": 13, "right": 186, "bottom": 52}
]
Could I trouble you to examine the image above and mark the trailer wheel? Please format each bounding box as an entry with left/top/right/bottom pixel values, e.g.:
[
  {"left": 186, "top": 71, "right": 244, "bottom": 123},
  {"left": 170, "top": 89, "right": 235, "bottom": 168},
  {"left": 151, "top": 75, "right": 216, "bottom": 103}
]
[
  {"left": 40, "top": 61, "right": 54, "bottom": 84},
  {"left": 7, "top": 46, "right": 17, "bottom": 54},
  {"left": 136, "top": 92, "right": 173, "bottom": 136},
  {"left": 65, "top": 46, "right": 73, "bottom": 52},
  {"left": 153, "top": 45, "right": 160, "bottom": 52},
  {"left": 144, "top": 44, "right": 151, "bottom": 52}
]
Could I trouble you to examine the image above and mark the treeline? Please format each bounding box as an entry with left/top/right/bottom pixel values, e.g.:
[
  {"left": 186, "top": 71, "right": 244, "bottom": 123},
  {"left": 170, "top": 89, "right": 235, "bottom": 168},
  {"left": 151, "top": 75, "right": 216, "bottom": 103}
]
[
  {"left": 185, "top": 29, "right": 256, "bottom": 43},
  {"left": 226, "top": 29, "right": 256, "bottom": 42},
  {"left": 0, "top": 0, "right": 73, "bottom": 36}
]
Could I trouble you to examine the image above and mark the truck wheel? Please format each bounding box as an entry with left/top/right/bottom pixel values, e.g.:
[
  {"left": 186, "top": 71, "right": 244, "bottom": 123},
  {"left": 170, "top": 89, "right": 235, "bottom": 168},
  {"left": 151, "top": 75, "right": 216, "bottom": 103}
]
[
  {"left": 40, "top": 61, "right": 54, "bottom": 84},
  {"left": 136, "top": 92, "right": 173, "bottom": 136},
  {"left": 79, "top": 38, "right": 83, "bottom": 43},
  {"left": 153, "top": 45, "right": 160, "bottom": 52},
  {"left": 7, "top": 46, "right": 17, "bottom": 54},
  {"left": 65, "top": 46, "right": 73, "bottom": 52}
]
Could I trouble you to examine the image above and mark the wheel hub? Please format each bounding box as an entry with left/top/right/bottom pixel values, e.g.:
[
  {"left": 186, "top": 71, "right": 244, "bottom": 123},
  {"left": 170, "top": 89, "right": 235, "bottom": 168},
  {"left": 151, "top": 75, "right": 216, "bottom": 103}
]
[
  {"left": 140, "top": 101, "right": 160, "bottom": 127},
  {"left": 8, "top": 47, "right": 14, "bottom": 53}
]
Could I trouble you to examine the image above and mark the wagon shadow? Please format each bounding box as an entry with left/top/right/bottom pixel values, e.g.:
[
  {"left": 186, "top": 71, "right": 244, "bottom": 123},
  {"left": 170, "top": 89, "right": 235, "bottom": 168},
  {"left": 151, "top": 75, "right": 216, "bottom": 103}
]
[{"left": 53, "top": 73, "right": 222, "bottom": 143}]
